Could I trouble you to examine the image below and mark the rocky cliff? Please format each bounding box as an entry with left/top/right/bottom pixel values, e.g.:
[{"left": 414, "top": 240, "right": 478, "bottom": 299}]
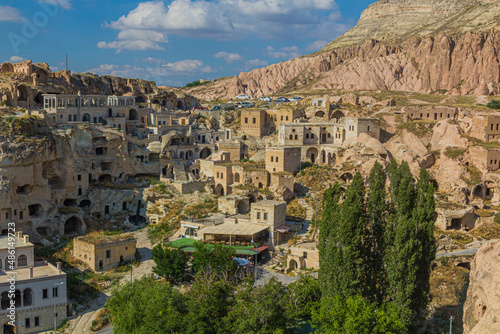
[
  {"left": 463, "top": 240, "right": 500, "bottom": 334},
  {"left": 186, "top": 0, "right": 500, "bottom": 99}
]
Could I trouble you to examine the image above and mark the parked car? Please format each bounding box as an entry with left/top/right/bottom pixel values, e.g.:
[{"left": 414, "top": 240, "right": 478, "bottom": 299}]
[
  {"left": 238, "top": 101, "right": 254, "bottom": 108},
  {"left": 259, "top": 96, "right": 272, "bottom": 102},
  {"left": 274, "top": 97, "right": 289, "bottom": 103},
  {"left": 289, "top": 97, "right": 303, "bottom": 102},
  {"left": 211, "top": 105, "right": 221, "bottom": 111},
  {"left": 235, "top": 94, "right": 251, "bottom": 100}
]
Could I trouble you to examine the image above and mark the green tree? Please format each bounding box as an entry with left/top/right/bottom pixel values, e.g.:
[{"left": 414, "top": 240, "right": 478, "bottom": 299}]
[
  {"left": 365, "top": 161, "right": 388, "bottom": 303},
  {"left": 151, "top": 244, "right": 188, "bottom": 283},
  {"left": 336, "top": 172, "right": 368, "bottom": 298},
  {"left": 106, "top": 277, "right": 187, "bottom": 334},
  {"left": 225, "top": 278, "right": 289, "bottom": 334},
  {"left": 185, "top": 270, "right": 235, "bottom": 334},
  {"left": 487, "top": 99, "right": 500, "bottom": 109},
  {"left": 318, "top": 183, "right": 343, "bottom": 297},
  {"left": 312, "top": 295, "right": 405, "bottom": 334},
  {"left": 285, "top": 275, "right": 322, "bottom": 324},
  {"left": 191, "top": 242, "right": 237, "bottom": 274}
]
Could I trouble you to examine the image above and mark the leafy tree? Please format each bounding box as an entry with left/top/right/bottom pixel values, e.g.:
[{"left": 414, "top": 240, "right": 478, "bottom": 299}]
[
  {"left": 151, "top": 244, "right": 188, "bottom": 283},
  {"left": 185, "top": 270, "right": 235, "bottom": 334},
  {"left": 312, "top": 295, "right": 405, "bottom": 334},
  {"left": 191, "top": 242, "right": 237, "bottom": 274},
  {"left": 225, "top": 278, "right": 289, "bottom": 334},
  {"left": 285, "top": 275, "right": 322, "bottom": 323},
  {"left": 365, "top": 161, "right": 388, "bottom": 303},
  {"left": 106, "top": 277, "right": 187, "bottom": 334}
]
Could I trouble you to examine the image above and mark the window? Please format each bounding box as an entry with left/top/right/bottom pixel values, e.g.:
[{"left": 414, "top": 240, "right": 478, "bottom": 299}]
[
  {"left": 68, "top": 115, "right": 72, "bottom": 122},
  {"left": 35, "top": 317, "right": 40, "bottom": 327},
  {"left": 217, "top": 172, "right": 220, "bottom": 178},
  {"left": 367, "top": 126, "right": 370, "bottom": 131},
  {"left": 271, "top": 156, "right": 274, "bottom": 162},
  {"left": 306, "top": 134, "right": 309, "bottom": 138},
  {"left": 19, "top": 211, "right": 23, "bottom": 220},
  {"left": 106, "top": 250, "right": 111, "bottom": 258},
  {"left": 25, "top": 318, "right": 30, "bottom": 328},
  {"left": 43, "top": 289, "right": 48, "bottom": 299},
  {"left": 286, "top": 116, "right": 289, "bottom": 121},
  {"left": 257, "top": 212, "right": 261, "bottom": 219},
  {"left": 77, "top": 175, "right": 81, "bottom": 181},
  {"left": 53, "top": 287, "right": 58, "bottom": 298},
  {"left": 18, "top": 255, "right": 27, "bottom": 267},
  {"left": 295, "top": 135, "right": 298, "bottom": 140},
  {"left": 253, "top": 118, "right": 256, "bottom": 124},
  {"left": 289, "top": 135, "right": 293, "bottom": 140},
  {"left": 264, "top": 213, "right": 268, "bottom": 220},
  {"left": 280, "top": 116, "right": 283, "bottom": 121},
  {"left": 245, "top": 118, "right": 248, "bottom": 124},
  {"left": 221, "top": 173, "right": 224, "bottom": 178},
  {"left": 276, "top": 157, "right": 279, "bottom": 163}
]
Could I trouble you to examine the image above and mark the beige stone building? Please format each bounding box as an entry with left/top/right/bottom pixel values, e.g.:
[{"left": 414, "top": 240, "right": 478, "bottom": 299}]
[
  {"left": 287, "top": 243, "right": 319, "bottom": 271},
  {"left": 269, "top": 108, "right": 303, "bottom": 125},
  {"left": 73, "top": 233, "right": 137, "bottom": 272},
  {"left": 265, "top": 147, "right": 301, "bottom": 174},
  {"left": 277, "top": 117, "right": 380, "bottom": 164},
  {"left": 0, "top": 232, "right": 68, "bottom": 334},
  {"left": 241, "top": 110, "right": 271, "bottom": 138},
  {"left": 435, "top": 207, "right": 476, "bottom": 231},
  {"left": 405, "top": 106, "right": 459, "bottom": 121}
]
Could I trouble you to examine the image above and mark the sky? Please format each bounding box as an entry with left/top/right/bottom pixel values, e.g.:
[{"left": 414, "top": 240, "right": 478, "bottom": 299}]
[{"left": 0, "top": 0, "right": 376, "bottom": 87}]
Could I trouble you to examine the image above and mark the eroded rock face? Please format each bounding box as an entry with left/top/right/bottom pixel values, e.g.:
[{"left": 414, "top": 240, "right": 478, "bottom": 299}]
[
  {"left": 186, "top": 0, "right": 500, "bottom": 99},
  {"left": 463, "top": 240, "right": 500, "bottom": 334}
]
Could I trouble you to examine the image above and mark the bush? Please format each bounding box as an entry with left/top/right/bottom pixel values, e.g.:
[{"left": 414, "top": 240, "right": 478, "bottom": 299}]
[
  {"left": 444, "top": 147, "right": 466, "bottom": 159},
  {"left": 487, "top": 99, "right": 500, "bottom": 109}
]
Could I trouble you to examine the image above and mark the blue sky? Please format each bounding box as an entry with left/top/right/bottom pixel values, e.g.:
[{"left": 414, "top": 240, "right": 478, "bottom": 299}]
[{"left": 0, "top": 0, "right": 376, "bottom": 86}]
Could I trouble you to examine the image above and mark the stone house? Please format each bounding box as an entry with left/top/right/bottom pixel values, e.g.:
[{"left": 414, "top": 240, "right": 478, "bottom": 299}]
[
  {"left": 287, "top": 242, "right": 319, "bottom": 271},
  {"left": 405, "top": 106, "right": 459, "bottom": 121},
  {"left": 241, "top": 110, "right": 271, "bottom": 138},
  {"left": 73, "top": 233, "right": 137, "bottom": 272},
  {"left": 265, "top": 147, "right": 301, "bottom": 174},
  {"left": 435, "top": 207, "right": 476, "bottom": 231},
  {"left": 0, "top": 232, "right": 68, "bottom": 334},
  {"left": 270, "top": 108, "right": 304, "bottom": 125}
]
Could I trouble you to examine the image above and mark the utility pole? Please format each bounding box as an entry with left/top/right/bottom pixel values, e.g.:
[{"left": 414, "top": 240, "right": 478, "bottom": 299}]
[
  {"left": 130, "top": 264, "right": 133, "bottom": 283},
  {"left": 66, "top": 54, "right": 68, "bottom": 71},
  {"left": 449, "top": 316, "right": 454, "bottom": 334}
]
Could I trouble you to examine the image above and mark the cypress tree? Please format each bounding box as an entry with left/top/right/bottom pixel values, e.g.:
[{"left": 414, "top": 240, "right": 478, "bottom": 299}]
[
  {"left": 365, "top": 161, "right": 388, "bottom": 304},
  {"left": 318, "top": 182, "right": 343, "bottom": 297},
  {"left": 336, "top": 172, "right": 368, "bottom": 298}
]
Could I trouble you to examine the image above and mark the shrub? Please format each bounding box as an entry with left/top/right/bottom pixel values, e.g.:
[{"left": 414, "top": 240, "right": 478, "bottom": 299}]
[
  {"left": 444, "top": 147, "right": 466, "bottom": 159},
  {"left": 486, "top": 99, "right": 500, "bottom": 109}
]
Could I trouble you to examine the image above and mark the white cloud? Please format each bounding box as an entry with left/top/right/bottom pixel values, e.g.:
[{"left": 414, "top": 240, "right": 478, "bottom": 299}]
[
  {"left": 99, "top": 0, "right": 349, "bottom": 51},
  {"left": 266, "top": 45, "right": 301, "bottom": 60},
  {"left": 88, "top": 59, "right": 215, "bottom": 80},
  {"left": 214, "top": 52, "right": 243, "bottom": 63},
  {"left": 97, "top": 40, "right": 164, "bottom": 53},
  {"left": 306, "top": 40, "right": 328, "bottom": 52},
  {"left": 0, "top": 6, "right": 26, "bottom": 23},
  {"left": 38, "top": 0, "right": 72, "bottom": 10},
  {"left": 135, "top": 57, "right": 165, "bottom": 64},
  {"left": 9, "top": 56, "right": 24, "bottom": 62},
  {"left": 244, "top": 59, "right": 268, "bottom": 70}
]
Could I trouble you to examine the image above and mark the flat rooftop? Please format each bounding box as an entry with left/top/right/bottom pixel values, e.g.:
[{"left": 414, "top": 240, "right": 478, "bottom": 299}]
[
  {"left": 0, "top": 262, "right": 63, "bottom": 284},
  {"left": 76, "top": 233, "right": 136, "bottom": 245},
  {"left": 252, "top": 200, "right": 285, "bottom": 206},
  {"left": 0, "top": 236, "right": 33, "bottom": 250},
  {"left": 199, "top": 222, "right": 269, "bottom": 236}
]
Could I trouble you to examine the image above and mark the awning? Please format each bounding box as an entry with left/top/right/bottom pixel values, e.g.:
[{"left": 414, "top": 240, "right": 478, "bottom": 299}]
[
  {"left": 275, "top": 225, "right": 291, "bottom": 233},
  {"left": 251, "top": 245, "right": 269, "bottom": 253},
  {"left": 181, "top": 224, "right": 202, "bottom": 229},
  {"left": 198, "top": 222, "right": 269, "bottom": 236}
]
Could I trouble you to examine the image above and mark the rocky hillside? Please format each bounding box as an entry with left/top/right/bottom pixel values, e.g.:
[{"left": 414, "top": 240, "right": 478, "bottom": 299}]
[
  {"left": 186, "top": 0, "right": 500, "bottom": 99},
  {"left": 463, "top": 240, "right": 500, "bottom": 334}
]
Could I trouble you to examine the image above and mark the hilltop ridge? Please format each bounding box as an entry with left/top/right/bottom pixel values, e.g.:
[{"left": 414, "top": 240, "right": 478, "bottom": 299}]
[{"left": 184, "top": 0, "right": 500, "bottom": 100}]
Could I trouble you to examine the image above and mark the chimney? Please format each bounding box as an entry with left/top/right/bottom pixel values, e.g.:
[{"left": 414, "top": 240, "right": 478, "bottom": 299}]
[
  {"left": 29, "top": 267, "right": 33, "bottom": 278},
  {"left": 56, "top": 262, "right": 62, "bottom": 274},
  {"left": 16, "top": 231, "right": 22, "bottom": 238},
  {"left": 23, "top": 235, "right": 29, "bottom": 244}
]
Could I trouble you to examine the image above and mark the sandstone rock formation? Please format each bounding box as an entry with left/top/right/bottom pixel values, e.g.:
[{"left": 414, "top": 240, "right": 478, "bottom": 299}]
[
  {"left": 463, "top": 240, "right": 500, "bottom": 334},
  {"left": 185, "top": 0, "right": 500, "bottom": 99}
]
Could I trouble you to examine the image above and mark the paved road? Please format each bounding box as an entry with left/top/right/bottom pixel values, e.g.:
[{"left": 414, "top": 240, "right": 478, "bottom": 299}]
[{"left": 436, "top": 248, "right": 478, "bottom": 258}]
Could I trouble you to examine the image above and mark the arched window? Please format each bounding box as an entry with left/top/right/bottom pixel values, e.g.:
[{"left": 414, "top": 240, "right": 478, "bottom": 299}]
[
  {"left": 305, "top": 134, "right": 309, "bottom": 139},
  {"left": 1, "top": 292, "right": 9, "bottom": 309},
  {"left": 23, "top": 288, "right": 33, "bottom": 306},
  {"left": 18, "top": 255, "right": 27, "bottom": 267}
]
